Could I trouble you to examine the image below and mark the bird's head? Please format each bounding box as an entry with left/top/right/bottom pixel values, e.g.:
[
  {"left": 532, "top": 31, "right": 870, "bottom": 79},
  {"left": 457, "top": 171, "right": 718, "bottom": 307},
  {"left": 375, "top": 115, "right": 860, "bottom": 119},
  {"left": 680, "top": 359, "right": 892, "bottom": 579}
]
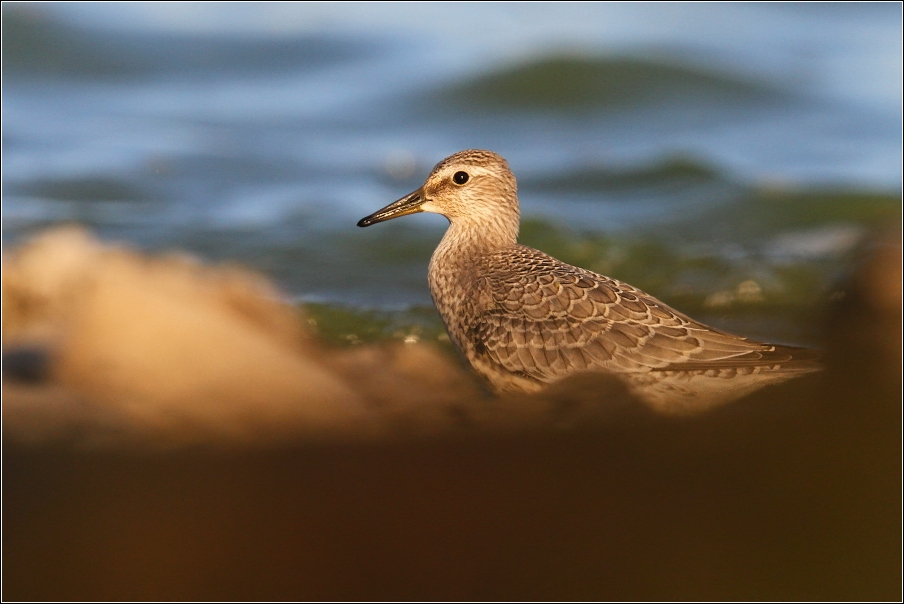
[{"left": 358, "top": 149, "right": 520, "bottom": 245}]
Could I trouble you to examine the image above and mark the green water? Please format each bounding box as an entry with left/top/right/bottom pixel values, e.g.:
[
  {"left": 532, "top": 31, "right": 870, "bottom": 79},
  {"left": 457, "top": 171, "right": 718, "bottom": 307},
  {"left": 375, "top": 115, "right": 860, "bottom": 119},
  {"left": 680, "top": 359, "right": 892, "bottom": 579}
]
[
  {"left": 435, "top": 56, "right": 784, "bottom": 112},
  {"left": 301, "top": 186, "right": 899, "bottom": 350}
]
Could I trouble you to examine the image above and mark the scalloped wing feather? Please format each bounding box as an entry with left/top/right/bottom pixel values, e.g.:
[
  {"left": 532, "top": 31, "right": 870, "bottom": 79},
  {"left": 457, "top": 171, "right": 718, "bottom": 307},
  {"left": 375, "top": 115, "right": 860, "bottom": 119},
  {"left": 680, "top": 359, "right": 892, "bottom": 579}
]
[{"left": 465, "top": 245, "right": 817, "bottom": 386}]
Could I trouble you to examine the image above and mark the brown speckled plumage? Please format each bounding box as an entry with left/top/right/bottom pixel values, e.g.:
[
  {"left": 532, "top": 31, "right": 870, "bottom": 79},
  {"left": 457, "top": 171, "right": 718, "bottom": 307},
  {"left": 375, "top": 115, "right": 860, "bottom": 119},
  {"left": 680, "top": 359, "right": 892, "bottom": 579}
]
[{"left": 359, "top": 150, "right": 820, "bottom": 413}]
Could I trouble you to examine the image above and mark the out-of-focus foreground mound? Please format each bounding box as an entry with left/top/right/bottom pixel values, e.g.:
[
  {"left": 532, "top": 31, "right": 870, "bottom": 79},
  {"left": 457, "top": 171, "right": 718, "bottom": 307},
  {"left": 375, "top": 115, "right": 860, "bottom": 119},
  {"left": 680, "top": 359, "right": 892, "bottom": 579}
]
[
  {"left": 2, "top": 228, "right": 373, "bottom": 444},
  {"left": 3, "top": 227, "right": 900, "bottom": 600},
  {"left": 2, "top": 228, "right": 627, "bottom": 446}
]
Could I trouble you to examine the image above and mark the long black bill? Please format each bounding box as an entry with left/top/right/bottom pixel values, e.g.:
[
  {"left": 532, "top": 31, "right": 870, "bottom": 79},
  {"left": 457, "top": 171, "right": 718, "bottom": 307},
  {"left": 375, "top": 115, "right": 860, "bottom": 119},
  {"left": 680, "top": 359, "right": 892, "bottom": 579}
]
[{"left": 357, "top": 190, "right": 424, "bottom": 227}]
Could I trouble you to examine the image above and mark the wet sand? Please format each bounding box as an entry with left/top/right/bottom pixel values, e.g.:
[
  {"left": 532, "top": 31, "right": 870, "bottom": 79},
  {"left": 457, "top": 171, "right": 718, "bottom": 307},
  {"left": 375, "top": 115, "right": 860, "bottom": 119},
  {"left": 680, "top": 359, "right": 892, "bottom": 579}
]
[{"left": 2, "top": 228, "right": 900, "bottom": 599}]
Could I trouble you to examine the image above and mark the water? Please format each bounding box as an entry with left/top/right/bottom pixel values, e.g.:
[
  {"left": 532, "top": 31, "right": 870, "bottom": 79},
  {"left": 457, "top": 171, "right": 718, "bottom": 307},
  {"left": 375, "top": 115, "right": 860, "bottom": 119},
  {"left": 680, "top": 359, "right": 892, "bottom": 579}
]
[{"left": 2, "top": 3, "right": 901, "bottom": 327}]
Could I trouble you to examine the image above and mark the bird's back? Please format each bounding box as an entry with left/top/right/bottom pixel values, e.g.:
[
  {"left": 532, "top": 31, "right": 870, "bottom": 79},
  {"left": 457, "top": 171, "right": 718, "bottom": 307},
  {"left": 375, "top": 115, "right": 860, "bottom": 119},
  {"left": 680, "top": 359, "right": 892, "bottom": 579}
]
[{"left": 440, "top": 244, "right": 819, "bottom": 412}]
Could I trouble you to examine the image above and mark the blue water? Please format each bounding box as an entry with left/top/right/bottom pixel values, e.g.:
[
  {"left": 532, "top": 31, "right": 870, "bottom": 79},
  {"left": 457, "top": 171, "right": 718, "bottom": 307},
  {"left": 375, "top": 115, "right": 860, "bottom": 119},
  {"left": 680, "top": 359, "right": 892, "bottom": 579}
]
[{"left": 2, "top": 3, "right": 901, "bottom": 310}]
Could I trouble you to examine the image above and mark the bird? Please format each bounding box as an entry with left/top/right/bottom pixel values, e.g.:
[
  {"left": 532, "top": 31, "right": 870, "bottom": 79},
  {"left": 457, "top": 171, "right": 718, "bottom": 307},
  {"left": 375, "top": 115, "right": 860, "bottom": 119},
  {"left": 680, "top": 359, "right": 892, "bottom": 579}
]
[{"left": 357, "top": 149, "right": 820, "bottom": 414}]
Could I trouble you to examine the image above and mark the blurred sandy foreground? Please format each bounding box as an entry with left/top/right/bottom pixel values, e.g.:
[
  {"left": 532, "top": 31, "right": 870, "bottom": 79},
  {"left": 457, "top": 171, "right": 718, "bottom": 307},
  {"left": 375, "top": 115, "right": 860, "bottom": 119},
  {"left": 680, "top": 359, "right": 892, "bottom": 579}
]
[
  {"left": 2, "top": 227, "right": 900, "bottom": 448},
  {"left": 2, "top": 228, "right": 643, "bottom": 447}
]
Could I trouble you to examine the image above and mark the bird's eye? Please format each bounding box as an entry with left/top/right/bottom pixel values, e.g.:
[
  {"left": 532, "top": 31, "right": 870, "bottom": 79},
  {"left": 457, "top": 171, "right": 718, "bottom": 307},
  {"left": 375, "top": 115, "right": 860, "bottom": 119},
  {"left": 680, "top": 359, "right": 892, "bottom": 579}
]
[{"left": 452, "top": 171, "right": 469, "bottom": 185}]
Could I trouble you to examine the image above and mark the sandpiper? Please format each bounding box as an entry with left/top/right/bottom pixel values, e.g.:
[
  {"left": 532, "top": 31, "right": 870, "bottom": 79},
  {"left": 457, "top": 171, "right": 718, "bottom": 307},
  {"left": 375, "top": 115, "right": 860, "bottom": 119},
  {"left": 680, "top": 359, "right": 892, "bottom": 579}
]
[{"left": 358, "top": 150, "right": 820, "bottom": 413}]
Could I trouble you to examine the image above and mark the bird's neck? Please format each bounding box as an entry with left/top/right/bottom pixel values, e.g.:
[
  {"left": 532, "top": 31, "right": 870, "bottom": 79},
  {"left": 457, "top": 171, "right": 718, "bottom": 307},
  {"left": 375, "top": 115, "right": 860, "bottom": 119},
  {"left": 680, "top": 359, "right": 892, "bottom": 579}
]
[
  {"left": 431, "top": 216, "right": 518, "bottom": 272},
  {"left": 428, "top": 216, "right": 518, "bottom": 321}
]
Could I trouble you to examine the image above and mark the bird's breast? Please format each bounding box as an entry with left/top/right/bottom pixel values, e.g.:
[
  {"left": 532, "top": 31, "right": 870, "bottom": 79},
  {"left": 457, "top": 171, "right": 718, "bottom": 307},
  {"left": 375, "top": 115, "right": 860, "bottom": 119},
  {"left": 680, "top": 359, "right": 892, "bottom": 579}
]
[{"left": 428, "top": 248, "right": 491, "bottom": 352}]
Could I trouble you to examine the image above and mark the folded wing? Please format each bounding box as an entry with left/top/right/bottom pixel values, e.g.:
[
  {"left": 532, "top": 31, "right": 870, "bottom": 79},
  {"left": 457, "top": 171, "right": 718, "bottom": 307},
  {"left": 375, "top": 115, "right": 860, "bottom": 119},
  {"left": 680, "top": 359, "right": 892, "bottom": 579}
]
[{"left": 465, "top": 246, "right": 819, "bottom": 385}]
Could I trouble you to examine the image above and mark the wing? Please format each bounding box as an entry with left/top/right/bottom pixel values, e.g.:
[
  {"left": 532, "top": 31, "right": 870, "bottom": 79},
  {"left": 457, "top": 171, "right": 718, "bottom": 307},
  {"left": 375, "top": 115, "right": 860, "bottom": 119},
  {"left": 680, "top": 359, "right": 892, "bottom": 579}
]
[{"left": 465, "top": 245, "right": 810, "bottom": 385}]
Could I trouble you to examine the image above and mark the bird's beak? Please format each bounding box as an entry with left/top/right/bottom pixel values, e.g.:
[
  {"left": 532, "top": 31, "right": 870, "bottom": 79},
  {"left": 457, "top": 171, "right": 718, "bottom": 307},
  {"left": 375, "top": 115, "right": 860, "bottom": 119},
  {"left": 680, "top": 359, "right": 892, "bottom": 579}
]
[{"left": 357, "top": 189, "right": 425, "bottom": 227}]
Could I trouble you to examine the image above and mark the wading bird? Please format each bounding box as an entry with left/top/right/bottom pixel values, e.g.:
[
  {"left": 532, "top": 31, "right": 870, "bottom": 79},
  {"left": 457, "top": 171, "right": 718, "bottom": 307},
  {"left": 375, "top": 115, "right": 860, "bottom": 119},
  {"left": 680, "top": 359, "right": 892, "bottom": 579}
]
[{"left": 358, "top": 150, "right": 819, "bottom": 413}]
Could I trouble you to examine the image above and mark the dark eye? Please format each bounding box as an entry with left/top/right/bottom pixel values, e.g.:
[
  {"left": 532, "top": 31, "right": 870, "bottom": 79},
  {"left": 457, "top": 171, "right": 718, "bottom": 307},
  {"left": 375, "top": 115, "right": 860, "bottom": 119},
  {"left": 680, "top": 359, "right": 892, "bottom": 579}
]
[{"left": 452, "top": 171, "right": 469, "bottom": 185}]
